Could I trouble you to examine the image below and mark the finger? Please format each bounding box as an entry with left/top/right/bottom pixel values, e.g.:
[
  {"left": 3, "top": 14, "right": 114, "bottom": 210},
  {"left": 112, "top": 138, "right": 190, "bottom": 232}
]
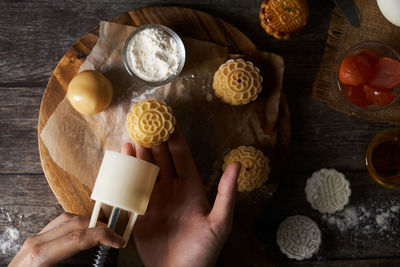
[
  {"left": 39, "top": 213, "right": 76, "bottom": 234},
  {"left": 135, "top": 143, "right": 154, "bottom": 163},
  {"left": 30, "top": 226, "right": 124, "bottom": 266},
  {"left": 151, "top": 143, "right": 176, "bottom": 180},
  {"left": 121, "top": 142, "right": 136, "bottom": 157},
  {"left": 208, "top": 162, "right": 241, "bottom": 237},
  {"left": 167, "top": 125, "right": 197, "bottom": 177},
  {"left": 28, "top": 215, "right": 91, "bottom": 247}
]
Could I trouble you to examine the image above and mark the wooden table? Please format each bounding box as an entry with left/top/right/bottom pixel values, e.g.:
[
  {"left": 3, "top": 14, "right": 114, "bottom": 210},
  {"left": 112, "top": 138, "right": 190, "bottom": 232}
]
[{"left": 1, "top": 1, "right": 399, "bottom": 266}]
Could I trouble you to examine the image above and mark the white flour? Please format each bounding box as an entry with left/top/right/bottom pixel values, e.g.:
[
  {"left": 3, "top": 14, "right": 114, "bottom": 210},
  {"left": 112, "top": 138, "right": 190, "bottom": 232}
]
[
  {"left": 322, "top": 202, "right": 400, "bottom": 235},
  {"left": 0, "top": 227, "right": 21, "bottom": 255},
  {"left": 127, "top": 28, "right": 179, "bottom": 82},
  {"left": 323, "top": 207, "right": 358, "bottom": 231},
  {"left": 1, "top": 208, "right": 22, "bottom": 256}
]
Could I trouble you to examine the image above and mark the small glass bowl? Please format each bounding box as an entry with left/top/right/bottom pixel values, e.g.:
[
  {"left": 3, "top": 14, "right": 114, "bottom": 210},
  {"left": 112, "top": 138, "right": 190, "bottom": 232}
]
[
  {"left": 122, "top": 24, "right": 186, "bottom": 86},
  {"left": 332, "top": 41, "right": 400, "bottom": 113},
  {"left": 366, "top": 128, "right": 400, "bottom": 188}
]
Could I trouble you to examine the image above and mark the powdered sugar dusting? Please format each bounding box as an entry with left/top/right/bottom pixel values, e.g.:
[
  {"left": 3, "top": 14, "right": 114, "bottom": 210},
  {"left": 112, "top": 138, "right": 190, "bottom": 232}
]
[
  {"left": 376, "top": 212, "right": 391, "bottom": 230},
  {"left": 0, "top": 227, "right": 21, "bottom": 255},
  {"left": 322, "top": 202, "right": 400, "bottom": 235},
  {"left": 1, "top": 208, "right": 21, "bottom": 256},
  {"left": 323, "top": 207, "right": 358, "bottom": 231}
]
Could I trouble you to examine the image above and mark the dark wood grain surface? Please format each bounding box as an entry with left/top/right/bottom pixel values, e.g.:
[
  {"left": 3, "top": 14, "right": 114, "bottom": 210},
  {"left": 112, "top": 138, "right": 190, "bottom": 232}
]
[{"left": 1, "top": 0, "right": 399, "bottom": 266}]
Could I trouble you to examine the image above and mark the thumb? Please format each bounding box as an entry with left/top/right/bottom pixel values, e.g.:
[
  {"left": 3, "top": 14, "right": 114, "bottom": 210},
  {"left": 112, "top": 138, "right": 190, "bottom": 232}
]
[{"left": 208, "top": 162, "right": 241, "bottom": 237}]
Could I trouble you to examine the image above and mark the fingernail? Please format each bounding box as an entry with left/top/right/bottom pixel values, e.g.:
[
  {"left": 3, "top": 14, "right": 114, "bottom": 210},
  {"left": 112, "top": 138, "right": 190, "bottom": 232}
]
[
  {"left": 111, "top": 235, "right": 126, "bottom": 248},
  {"left": 234, "top": 161, "right": 242, "bottom": 168}
]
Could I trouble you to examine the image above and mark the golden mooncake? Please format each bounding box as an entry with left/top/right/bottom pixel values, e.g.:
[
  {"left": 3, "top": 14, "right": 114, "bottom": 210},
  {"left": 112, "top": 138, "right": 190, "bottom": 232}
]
[
  {"left": 213, "top": 59, "right": 263, "bottom": 106},
  {"left": 259, "top": 0, "right": 309, "bottom": 40},
  {"left": 222, "top": 146, "right": 270, "bottom": 192},
  {"left": 126, "top": 99, "right": 176, "bottom": 148}
]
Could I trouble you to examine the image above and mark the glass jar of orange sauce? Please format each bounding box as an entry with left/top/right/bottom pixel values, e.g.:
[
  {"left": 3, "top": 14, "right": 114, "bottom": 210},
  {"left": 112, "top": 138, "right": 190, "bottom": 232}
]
[{"left": 366, "top": 128, "right": 400, "bottom": 188}]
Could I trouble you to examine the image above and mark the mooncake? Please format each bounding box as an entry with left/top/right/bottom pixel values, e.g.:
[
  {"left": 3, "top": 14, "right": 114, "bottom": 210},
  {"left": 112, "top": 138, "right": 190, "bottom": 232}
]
[
  {"left": 305, "top": 168, "right": 351, "bottom": 214},
  {"left": 276, "top": 215, "right": 321, "bottom": 260},
  {"left": 222, "top": 146, "right": 270, "bottom": 192},
  {"left": 213, "top": 59, "right": 263, "bottom": 106},
  {"left": 259, "top": 0, "right": 309, "bottom": 39},
  {"left": 126, "top": 99, "right": 176, "bottom": 148}
]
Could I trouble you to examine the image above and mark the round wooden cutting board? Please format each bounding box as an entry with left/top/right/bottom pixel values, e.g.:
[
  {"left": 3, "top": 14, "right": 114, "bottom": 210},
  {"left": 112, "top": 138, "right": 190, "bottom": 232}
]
[{"left": 38, "top": 6, "right": 290, "bottom": 266}]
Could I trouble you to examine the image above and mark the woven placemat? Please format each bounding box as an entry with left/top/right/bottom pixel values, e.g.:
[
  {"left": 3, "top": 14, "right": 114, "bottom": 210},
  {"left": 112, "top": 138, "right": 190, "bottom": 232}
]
[{"left": 313, "top": 0, "right": 400, "bottom": 125}]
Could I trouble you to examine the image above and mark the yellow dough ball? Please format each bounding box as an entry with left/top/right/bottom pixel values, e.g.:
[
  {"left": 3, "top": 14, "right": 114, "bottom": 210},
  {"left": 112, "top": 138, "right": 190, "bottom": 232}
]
[{"left": 67, "top": 70, "right": 113, "bottom": 115}]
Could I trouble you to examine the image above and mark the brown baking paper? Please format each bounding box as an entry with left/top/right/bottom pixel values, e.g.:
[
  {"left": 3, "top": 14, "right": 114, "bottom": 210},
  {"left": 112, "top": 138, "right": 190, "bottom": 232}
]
[
  {"left": 313, "top": 0, "right": 400, "bottom": 124},
  {"left": 40, "top": 21, "right": 284, "bottom": 199}
]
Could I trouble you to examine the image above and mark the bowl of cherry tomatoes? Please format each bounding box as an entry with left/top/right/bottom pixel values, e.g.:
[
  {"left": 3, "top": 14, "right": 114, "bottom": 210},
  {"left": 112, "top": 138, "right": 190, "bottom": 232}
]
[{"left": 333, "top": 41, "right": 400, "bottom": 111}]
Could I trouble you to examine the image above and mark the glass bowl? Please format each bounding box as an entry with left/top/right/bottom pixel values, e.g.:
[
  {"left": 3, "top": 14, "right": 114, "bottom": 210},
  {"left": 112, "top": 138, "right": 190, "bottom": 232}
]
[
  {"left": 365, "top": 128, "right": 400, "bottom": 188},
  {"left": 332, "top": 41, "right": 400, "bottom": 113},
  {"left": 122, "top": 24, "right": 186, "bottom": 86}
]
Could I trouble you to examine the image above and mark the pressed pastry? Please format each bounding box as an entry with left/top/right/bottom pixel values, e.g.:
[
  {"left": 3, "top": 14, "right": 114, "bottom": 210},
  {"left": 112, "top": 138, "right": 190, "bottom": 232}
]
[
  {"left": 222, "top": 146, "right": 270, "bottom": 192},
  {"left": 305, "top": 168, "right": 351, "bottom": 213},
  {"left": 276, "top": 215, "right": 321, "bottom": 260},
  {"left": 213, "top": 59, "right": 263, "bottom": 106},
  {"left": 126, "top": 99, "right": 176, "bottom": 148},
  {"left": 259, "top": 0, "right": 309, "bottom": 39}
]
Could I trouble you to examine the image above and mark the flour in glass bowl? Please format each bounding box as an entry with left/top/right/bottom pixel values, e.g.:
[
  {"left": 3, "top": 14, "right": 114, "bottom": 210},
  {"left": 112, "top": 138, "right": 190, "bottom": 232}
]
[{"left": 127, "top": 28, "right": 180, "bottom": 82}]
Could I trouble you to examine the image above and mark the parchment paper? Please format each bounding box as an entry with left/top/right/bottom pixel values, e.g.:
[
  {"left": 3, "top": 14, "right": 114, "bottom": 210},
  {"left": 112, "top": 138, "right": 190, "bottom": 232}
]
[{"left": 40, "top": 21, "right": 284, "bottom": 197}]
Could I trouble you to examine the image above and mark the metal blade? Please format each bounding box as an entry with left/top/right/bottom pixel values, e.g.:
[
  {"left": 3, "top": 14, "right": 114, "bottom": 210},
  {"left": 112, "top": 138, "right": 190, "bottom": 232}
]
[{"left": 332, "top": 0, "right": 361, "bottom": 27}]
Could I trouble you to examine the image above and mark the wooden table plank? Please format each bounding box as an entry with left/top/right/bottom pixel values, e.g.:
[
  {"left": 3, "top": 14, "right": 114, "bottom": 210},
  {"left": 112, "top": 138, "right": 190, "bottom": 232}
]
[
  {"left": 288, "top": 98, "right": 390, "bottom": 172},
  {"left": 0, "top": 87, "right": 45, "bottom": 174},
  {"left": 0, "top": 174, "right": 58, "bottom": 206}
]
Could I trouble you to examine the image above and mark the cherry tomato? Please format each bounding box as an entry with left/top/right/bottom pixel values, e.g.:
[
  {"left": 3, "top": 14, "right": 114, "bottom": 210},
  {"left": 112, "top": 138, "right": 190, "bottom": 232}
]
[
  {"left": 363, "top": 85, "right": 397, "bottom": 106},
  {"left": 368, "top": 57, "right": 400, "bottom": 91},
  {"left": 358, "top": 50, "right": 380, "bottom": 66},
  {"left": 339, "top": 55, "right": 372, "bottom": 86},
  {"left": 341, "top": 84, "right": 371, "bottom": 107}
]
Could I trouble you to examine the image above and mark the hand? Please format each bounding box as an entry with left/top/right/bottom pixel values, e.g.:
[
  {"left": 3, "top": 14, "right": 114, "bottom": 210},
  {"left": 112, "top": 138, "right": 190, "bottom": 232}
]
[
  {"left": 121, "top": 126, "right": 241, "bottom": 267},
  {"left": 9, "top": 213, "right": 125, "bottom": 267}
]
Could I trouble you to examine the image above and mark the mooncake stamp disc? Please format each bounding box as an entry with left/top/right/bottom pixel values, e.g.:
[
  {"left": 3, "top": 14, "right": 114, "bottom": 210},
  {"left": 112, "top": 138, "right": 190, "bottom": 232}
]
[
  {"left": 305, "top": 168, "right": 351, "bottom": 213},
  {"left": 276, "top": 215, "right": 321, "bottom": 260},
  {"left": 213, "top": 59, "right": 263, "bottom": 106},
  {"left": 222, "top": 146, "right": 270, "bottom": 192},
  {"left": 126, "top": 98, "right": 176, "bottom": 148}
]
